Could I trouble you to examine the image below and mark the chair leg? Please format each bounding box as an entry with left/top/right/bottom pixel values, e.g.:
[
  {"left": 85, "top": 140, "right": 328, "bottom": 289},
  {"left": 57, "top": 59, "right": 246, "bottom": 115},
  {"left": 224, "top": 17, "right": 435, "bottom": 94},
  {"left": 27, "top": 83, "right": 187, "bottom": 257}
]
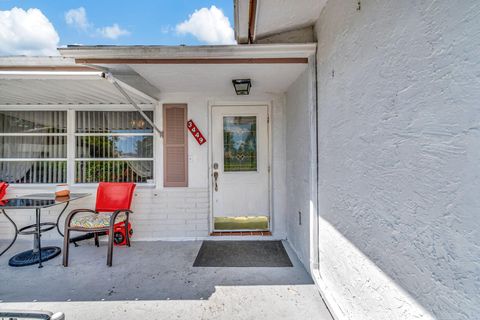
[
  {"left": 63, "top": 229, "right": 70, "bottom": 267},
  {"left": 125, "top": 215, "right": 131, "bottom": 247},
  {"left": 107, "top": 225, "right": 114, "bottom": 267},
  {"left": 94, "top": 233, "right": 99, "bottom": 247}
]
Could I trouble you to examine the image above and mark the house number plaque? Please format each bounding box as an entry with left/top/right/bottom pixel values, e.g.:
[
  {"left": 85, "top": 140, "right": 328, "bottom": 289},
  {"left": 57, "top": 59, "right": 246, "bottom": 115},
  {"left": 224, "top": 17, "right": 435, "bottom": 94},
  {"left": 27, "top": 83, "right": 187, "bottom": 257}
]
[{"left": 187, "top": 119, "right": 206, "bottom": 145}]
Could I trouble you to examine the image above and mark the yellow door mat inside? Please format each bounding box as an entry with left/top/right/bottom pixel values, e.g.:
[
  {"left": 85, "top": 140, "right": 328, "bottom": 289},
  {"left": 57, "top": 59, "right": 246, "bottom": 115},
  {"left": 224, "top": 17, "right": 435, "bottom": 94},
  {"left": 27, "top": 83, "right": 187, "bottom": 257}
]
[{"left": 214, "top": 216, "right": 269, "bottom": 230}]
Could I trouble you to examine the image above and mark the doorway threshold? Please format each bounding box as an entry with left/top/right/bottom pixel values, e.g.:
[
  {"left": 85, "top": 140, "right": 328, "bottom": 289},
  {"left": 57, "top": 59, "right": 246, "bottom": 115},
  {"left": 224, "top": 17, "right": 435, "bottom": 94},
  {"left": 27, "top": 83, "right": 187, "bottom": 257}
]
[
  {"left": 214, "top": 216, "right": 269, "bottom": 230},
  {"left": 210, "top": 231, "right": 272, "bottom": 236}
]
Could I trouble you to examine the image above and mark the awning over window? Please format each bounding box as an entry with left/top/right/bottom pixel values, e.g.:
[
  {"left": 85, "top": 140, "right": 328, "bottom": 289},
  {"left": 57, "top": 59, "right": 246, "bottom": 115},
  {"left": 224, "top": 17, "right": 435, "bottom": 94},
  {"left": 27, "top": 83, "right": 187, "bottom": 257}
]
[
  {"left": 0, "top": 57, "right": 155, "bottom": 106},
  {"left": 0, "top": 75, "right": 153, "bottom": 106}
]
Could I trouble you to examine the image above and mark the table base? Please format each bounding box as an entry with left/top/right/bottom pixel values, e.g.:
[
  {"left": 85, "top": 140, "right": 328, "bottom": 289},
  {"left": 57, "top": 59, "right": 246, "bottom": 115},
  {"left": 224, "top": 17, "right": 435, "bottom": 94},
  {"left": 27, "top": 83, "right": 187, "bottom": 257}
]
[{"left": 8, "top": 246, "right": 61, "bottom": 267}]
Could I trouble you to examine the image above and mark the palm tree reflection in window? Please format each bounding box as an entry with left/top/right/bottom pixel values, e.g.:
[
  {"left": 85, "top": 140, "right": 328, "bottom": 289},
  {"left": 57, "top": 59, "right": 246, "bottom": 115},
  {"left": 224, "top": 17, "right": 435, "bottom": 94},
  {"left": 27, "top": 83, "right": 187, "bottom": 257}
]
[{"left": 76, "top": 135, "right": 153, "bottom": 183}]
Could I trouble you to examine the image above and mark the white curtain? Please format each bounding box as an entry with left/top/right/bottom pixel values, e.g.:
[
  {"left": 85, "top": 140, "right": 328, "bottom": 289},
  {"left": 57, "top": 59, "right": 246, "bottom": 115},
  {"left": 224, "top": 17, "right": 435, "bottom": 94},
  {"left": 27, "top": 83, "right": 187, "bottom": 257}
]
[{"left": 126, "top": 161, "right": 152, "bottom": 179}]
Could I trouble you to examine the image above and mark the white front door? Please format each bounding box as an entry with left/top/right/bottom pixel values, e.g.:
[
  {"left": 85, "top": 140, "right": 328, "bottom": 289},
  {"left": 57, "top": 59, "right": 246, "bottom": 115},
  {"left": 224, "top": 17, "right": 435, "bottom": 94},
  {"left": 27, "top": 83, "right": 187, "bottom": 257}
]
[{"left": 211, "top": 105, "right": 270, "bottom": 230}]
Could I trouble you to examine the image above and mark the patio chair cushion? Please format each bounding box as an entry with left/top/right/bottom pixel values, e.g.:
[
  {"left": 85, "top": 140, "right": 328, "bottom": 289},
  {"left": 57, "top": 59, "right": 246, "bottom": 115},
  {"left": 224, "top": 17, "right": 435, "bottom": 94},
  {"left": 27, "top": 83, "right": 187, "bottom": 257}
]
[{"left": 70, "top": 212, "right": 127, "bottom": 229}]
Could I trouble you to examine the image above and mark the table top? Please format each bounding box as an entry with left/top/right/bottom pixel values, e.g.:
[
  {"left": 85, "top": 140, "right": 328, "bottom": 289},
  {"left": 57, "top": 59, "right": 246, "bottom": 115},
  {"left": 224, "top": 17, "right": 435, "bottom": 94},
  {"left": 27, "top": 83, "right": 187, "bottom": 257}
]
[{"left": 0, "top": 193, "right": 91, "bottom": 209}]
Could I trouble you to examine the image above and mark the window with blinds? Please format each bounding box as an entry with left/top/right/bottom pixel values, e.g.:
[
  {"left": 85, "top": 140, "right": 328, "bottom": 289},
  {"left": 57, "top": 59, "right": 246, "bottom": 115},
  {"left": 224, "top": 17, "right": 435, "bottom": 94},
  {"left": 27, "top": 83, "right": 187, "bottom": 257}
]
[
  {"left": 75, "top": 111, "right": 154, "bottom": 183},
  {"left": 0, "top": 111, "right": 67, "bottom": 184},
  {"left": 0, "top": 110, "right": 156, "bottom": 185},
  {"left": 163, "top": 104, "right": 188, "bottom": 187}
]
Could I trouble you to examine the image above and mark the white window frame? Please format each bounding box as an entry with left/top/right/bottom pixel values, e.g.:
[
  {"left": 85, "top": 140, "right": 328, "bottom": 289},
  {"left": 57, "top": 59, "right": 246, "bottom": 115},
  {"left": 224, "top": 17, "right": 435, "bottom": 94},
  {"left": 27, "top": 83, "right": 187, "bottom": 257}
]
[{"left": 0, "top": 106, "right": 156, "bottom": 187}]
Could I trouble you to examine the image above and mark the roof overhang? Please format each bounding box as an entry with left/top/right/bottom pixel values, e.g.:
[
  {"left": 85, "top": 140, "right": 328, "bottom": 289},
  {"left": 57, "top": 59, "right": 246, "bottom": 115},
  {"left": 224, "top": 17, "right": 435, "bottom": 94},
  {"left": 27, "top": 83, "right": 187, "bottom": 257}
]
[
  {"left": 0, "top": 56, "right": 95, "bottom": 71},
  {"left": 58, "top": 44, "right": 317, "bottom": 96},
  {"left": 234, "top": 0, "right": 251, "bottom": 44},
  {"left": 58, "top": 43, "right": 316, "bottom": 61},
  {"left": 0, "top": 43, "right": 317, "bottom": 107},
  {"left": 234, "top": 0, "right": 327, "bottom": 43}
]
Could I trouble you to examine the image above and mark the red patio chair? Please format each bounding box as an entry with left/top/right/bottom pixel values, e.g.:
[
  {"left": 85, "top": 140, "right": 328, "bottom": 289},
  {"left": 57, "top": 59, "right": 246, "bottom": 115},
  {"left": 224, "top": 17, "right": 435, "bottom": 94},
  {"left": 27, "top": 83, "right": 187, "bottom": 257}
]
[
  {"left": 0, "top": 182, "right": 8, "bottom": 200},
  {"left": 63, "top": 182, "right": 136, "bottom": 267}
]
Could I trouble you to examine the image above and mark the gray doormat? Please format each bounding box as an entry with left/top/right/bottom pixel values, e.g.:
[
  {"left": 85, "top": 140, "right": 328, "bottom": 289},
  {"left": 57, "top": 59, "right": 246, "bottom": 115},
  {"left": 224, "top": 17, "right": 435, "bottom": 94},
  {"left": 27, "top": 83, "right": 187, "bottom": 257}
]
[{"left": 193, "top": 241, "right": 293, "bottom": 267}]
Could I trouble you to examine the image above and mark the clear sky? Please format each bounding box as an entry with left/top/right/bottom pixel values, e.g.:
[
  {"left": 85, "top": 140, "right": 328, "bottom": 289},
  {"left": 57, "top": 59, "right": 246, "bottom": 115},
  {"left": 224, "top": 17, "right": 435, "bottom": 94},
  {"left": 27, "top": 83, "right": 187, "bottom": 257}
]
[{"left": 0, "top": 0, "right": 236, "bottom": 56}]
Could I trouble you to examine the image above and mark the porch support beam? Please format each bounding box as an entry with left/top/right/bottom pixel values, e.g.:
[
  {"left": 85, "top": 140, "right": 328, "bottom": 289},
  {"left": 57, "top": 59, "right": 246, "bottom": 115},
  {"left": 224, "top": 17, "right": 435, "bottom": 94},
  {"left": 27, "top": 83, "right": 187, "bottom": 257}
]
[
  {"left": 75, "top": 57, "right": 308, "bottom": 64},
  {"left": 248, "top": 0, "right": 258, "bottom": 43},
  {"left": 0, "top": 66, "right": 97, "bottom": 71}
]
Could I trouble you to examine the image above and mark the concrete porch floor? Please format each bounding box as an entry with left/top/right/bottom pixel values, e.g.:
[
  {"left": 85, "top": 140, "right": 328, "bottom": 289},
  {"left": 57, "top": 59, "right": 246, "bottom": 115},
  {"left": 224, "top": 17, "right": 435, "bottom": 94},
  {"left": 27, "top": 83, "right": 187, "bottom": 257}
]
[{"left": 0, "top": 239, "right": 332, "bottom": 320}]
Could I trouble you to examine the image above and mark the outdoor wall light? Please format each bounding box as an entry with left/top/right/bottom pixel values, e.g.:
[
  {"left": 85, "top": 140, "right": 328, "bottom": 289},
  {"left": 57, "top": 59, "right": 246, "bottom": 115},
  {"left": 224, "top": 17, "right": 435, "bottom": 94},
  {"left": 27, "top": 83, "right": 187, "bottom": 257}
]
[{"left": 232, "top": 79, "right": 251, "bottom": 95}]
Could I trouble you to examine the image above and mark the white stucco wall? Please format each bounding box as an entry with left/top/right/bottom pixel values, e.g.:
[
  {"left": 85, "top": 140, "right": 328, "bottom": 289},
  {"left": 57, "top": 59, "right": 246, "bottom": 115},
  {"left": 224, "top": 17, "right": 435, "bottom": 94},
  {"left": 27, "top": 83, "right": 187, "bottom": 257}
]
[
  {"left": 314, "top": 0, "right": 480, "bottom": 319},
  {"left": 0, "top": 93, "right": 288, "bottom": 241},
  {"left": 285, "top": 69, "right": 313, "bottom": 270}
]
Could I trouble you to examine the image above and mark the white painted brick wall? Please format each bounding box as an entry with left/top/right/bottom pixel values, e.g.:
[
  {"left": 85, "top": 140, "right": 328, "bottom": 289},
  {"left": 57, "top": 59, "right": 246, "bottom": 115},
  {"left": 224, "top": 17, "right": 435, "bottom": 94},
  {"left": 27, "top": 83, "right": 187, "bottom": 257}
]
[
  {"left": 314, "top": 0, "right": 480, "bottom": 319},
  {"left": 0, "top": 93, "right": 290, "bottom": 244},
  {"left": 0, "top": 187, "right": 209, "bottom": 242}
]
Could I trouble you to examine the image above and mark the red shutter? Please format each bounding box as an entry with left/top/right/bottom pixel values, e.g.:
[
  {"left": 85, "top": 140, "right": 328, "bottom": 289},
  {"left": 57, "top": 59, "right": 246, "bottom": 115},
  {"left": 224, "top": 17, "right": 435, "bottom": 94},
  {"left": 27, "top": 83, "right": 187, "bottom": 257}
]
[{"left": 163, "top": 104, "right": 188, "bottom": 187}]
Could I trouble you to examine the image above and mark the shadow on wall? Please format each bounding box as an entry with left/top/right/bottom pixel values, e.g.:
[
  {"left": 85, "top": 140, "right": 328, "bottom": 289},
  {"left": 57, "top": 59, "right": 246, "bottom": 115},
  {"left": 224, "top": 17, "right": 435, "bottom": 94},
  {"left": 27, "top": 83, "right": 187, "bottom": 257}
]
[{"left": 0, "top": 240, "right": 313, "bottom": 303}]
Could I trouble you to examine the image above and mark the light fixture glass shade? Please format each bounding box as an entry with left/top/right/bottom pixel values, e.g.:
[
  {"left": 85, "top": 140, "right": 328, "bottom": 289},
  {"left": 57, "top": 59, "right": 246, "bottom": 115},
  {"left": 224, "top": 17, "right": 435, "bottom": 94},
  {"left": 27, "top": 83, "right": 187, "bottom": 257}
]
[{"left": 232, "top": 79, "right": 251, "bottom": 95}]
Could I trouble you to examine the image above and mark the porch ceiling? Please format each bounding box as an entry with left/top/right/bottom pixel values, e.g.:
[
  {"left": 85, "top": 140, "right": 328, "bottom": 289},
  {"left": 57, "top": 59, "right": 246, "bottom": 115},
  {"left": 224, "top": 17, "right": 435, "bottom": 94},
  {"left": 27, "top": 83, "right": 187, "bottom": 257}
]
[
  {"left": 104, "top": 63, "right": 308, "bottom": 95},
  {"left": 59, "top": 44, "right": 316, "bottom": 96}
]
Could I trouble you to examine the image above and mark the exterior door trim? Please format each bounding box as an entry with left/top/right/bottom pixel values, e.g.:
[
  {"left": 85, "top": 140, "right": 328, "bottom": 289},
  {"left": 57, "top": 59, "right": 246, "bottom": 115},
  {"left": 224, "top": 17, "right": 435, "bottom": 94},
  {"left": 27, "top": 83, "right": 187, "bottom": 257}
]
[{"left": 207, "top": 101, "right": 272, "bottom": 234}]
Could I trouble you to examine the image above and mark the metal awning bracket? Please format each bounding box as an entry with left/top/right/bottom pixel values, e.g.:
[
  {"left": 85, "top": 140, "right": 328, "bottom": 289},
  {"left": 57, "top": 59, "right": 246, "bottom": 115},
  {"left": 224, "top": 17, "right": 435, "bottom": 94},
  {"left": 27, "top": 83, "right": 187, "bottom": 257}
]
[{"left": 103, "top": 72, "right": 163, "bottom": 138}]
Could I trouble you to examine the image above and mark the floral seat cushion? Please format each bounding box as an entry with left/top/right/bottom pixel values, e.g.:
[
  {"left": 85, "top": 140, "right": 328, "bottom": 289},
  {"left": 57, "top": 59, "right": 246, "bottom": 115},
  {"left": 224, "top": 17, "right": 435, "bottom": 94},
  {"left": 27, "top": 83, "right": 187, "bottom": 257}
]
[{"left": 70, "top": 212, "right": 127, "bottom": 229}]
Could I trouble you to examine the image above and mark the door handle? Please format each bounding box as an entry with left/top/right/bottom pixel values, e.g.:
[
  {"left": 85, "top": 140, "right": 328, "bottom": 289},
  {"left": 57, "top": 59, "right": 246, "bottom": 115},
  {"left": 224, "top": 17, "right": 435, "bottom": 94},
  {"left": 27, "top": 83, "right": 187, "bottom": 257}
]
[{"left": 213, "top": 171, "right": 218, "bottom": 192}]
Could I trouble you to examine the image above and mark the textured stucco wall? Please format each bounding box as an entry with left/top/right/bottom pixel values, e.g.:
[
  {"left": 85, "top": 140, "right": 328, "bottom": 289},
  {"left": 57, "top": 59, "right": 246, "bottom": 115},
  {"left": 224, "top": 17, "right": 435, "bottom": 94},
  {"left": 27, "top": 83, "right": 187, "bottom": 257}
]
[
  {"left": 285, "top": 69, "right": 312, "bottom": 270},
  {"left": 315, "top": 0, "right": 480, "bottom": 319}
]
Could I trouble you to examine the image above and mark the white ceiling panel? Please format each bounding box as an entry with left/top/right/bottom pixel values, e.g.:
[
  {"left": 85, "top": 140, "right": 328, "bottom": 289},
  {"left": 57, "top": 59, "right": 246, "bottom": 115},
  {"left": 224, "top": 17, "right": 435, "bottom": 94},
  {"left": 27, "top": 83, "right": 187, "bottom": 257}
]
[{"left": 128, "top": 63, "right": 308, "bottom": 95}]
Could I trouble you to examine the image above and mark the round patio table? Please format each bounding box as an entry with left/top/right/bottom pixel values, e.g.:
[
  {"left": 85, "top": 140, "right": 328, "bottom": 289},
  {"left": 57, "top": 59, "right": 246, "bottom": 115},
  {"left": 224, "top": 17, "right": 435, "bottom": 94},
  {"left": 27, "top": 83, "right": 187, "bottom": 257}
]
[{"left": 0, "top": 193, "right": 90, "bottom": 268}]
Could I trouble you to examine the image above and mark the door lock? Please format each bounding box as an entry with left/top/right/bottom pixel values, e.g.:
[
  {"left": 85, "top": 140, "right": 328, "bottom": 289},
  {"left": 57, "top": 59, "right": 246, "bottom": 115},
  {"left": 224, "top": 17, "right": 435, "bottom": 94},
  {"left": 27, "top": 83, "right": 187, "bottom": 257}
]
[{"left": 213, "top": 171, "right": 218, "bottom": 192}]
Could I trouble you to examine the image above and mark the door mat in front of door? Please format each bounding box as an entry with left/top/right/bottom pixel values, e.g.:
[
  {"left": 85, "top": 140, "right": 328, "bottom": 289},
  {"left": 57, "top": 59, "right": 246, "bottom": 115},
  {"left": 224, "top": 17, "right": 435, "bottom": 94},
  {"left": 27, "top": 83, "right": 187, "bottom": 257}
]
[{"left": 193, "top": 240, "right": 293, "bottom": 267}]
